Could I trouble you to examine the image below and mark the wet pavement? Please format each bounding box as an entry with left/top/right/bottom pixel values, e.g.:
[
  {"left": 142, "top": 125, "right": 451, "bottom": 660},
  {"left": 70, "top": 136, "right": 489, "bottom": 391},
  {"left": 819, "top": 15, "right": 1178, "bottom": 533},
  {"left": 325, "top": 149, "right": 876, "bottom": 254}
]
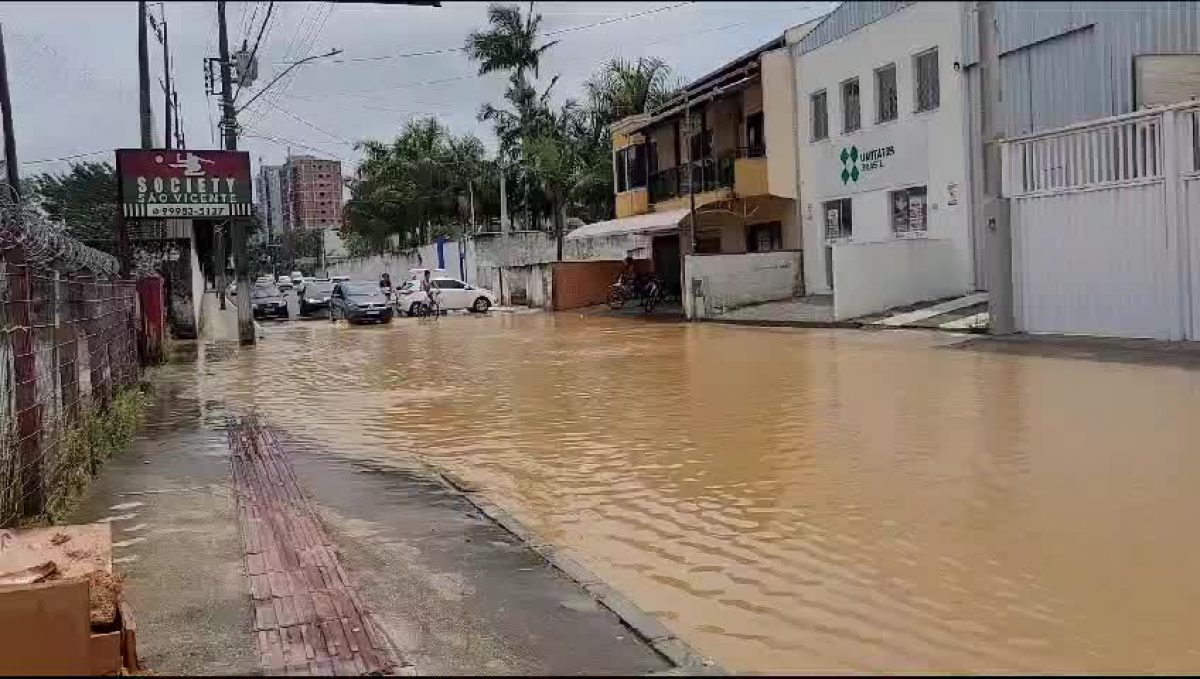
[{"left": 86, "top": 313, "right": 1200, "bottom": 673}]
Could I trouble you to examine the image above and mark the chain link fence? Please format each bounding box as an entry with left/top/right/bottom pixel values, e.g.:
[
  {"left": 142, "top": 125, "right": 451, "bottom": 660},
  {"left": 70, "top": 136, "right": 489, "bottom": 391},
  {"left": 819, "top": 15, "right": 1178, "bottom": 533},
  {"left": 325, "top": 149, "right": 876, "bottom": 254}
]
[{"left": 0, "top": 200, "right": 141, "bottom": 525}]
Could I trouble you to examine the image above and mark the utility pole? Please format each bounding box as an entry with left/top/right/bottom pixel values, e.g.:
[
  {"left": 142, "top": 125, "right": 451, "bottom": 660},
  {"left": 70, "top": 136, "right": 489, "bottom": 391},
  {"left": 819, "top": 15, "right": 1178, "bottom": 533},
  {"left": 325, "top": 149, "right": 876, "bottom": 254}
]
[
  {"left": 0, "top": 24, "right": 20, "bottom": 200},
  {"left": 137, "top": 1, "right": 153, "bottom": 148},
  {"left": 979, "top": 0, "right": 1014, "bottom": 334},
  {"left": 172, "top": 90, "right": 184, "bottom": 147},
  {"left": 499, "top": 166, "right": 509, "bottom": 233},
  {"left": 149, "top": 8, "right": 172, "bottom": 149},
  {"left": 217, "top": 0, "right": 255, "bottom": 344}
]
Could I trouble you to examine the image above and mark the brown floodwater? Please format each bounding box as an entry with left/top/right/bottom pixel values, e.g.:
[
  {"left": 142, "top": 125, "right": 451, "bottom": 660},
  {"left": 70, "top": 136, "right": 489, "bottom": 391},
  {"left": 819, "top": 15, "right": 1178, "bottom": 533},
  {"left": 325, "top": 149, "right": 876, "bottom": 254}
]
[{"left": 193, "top": 312, "right": 1200, "bottom": 673}]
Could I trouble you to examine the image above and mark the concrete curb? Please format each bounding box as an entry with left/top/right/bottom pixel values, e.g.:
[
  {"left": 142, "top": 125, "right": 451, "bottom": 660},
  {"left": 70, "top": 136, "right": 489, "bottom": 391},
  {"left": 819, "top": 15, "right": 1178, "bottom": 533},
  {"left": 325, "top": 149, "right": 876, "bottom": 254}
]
[
  {"left": 702, "top": 317, "right": 863, "bottom": 330},
  {"left": 437, "top": 471, "right": 725, "bottom": 676}
]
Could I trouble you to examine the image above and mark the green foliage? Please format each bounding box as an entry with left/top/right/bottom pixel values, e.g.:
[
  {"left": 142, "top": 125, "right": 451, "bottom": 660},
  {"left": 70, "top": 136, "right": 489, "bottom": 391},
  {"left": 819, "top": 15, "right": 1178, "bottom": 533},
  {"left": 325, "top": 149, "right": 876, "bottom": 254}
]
[
  {"left": 26, "top": 161, "right": 119, "bottom": 252},
  {"left": 464, "top": 3, "right": 559, "bottom": 79},
  {"left": 43, "top": 387, "right": 148, "bottom": 524},
  {"left": 344, "top": 117, "right": 493, "bottom": 255},
  {"left": 585, "top": 57, "right": 683, "bottom": 122},
  {"left": 279, "top": 228, "right": 323, "bottom": 270}
]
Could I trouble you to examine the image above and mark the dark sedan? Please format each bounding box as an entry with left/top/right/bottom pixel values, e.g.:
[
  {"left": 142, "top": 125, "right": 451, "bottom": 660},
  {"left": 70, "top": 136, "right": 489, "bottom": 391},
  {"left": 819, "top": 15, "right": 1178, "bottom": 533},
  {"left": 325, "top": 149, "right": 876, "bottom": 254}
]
[
  {"left": 298, "top": 279, "right": 336, "bottom": 316},
  {"left": 330, "top": 281, "right": 393, "bottom": 324},
  {"left": 251, "top": 284, "right": 290, "bottom": 320}
]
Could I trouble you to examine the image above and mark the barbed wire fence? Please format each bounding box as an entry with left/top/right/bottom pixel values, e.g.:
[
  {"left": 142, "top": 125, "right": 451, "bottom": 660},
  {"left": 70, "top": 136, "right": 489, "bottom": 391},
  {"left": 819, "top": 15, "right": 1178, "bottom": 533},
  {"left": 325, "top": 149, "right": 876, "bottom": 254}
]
[{"left": 0, "top": 195, "right": 142, "bottom": 526}]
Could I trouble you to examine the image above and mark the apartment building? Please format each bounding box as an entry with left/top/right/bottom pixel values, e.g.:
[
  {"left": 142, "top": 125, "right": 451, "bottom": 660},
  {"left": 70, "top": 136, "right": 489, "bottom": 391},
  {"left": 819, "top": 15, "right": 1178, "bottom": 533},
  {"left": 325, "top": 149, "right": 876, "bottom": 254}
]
[
  {"left": 257, "top": 164, "right": 285, "bottom": 241},
  {"left": 281, "top": 155, "right": 343, "bottom": 231}
]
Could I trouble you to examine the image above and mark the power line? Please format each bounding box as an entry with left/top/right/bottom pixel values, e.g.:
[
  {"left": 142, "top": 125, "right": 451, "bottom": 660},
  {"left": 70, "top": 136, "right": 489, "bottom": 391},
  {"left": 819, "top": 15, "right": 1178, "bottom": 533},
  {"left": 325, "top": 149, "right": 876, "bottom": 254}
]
[
  {"left": 259, "top": 99, "right": 355, "bottom": 146},
  {"left": 278, "top": 2, "right": 695, "bottom": 65},
  {"left": 234, "top": 1, "right": 276, "bottom": 101},
  {"left": 21, "top": 150, "right": 110, "bottom": 166}
]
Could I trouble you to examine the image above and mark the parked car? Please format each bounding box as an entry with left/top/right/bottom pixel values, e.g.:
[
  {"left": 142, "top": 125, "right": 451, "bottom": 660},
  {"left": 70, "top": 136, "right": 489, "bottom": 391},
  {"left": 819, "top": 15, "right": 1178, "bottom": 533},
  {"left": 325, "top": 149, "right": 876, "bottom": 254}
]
[
  {"left": 330, "top": 281, "right": 393, "bottom": 324},
  {"left": 291, "top": 270, "right": 304, "bottom": 286},
  {"left": 398, "top": 276, "right": 496, "bottom": 315},
  {"left": 298, "top": 279, "right": 336, "bottom": 316},
  {"left": 251, "top": 284, "right": 290, "bottom": 320}
]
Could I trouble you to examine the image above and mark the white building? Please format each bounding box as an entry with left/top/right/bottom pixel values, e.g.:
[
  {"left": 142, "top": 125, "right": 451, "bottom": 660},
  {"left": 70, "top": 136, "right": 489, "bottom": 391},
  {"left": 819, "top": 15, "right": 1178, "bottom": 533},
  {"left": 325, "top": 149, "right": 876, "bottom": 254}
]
[{"left": 795, "top": 1, "right": 975, "bottom": 320}]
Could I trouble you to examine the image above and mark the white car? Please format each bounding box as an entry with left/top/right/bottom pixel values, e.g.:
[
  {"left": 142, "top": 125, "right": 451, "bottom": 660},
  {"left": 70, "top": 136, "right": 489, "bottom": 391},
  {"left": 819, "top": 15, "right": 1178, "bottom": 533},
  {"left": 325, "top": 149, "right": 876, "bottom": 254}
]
[
  {"left": 290, "top": 271, "right": 304, "bottom": 286},
  {"left": 398, "top": 277, "right": 497, "bottom": 315}
]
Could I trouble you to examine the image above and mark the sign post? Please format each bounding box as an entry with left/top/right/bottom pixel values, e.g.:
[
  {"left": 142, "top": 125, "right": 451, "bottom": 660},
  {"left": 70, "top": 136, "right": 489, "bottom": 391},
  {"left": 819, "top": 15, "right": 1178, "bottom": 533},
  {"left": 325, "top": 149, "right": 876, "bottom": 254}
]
[{"left": 116, "top": 148, "right": 254, "bottom": 341}]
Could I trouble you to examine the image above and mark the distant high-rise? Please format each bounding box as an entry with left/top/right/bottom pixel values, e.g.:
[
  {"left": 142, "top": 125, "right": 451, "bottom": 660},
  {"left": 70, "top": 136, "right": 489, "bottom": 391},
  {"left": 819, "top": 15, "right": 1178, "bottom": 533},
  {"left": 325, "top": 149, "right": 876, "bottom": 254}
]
[
  {"left": 257, "top": 164, "right": 285, "bottom": 241},
  {"left": 282, "top": 155, "right": 343, "bottom": 231}
]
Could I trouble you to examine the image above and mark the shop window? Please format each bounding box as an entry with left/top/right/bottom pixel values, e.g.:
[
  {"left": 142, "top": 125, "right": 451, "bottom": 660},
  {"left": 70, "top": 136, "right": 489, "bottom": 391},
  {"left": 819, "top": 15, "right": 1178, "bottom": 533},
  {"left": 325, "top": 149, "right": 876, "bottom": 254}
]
[
  {"left": 746, "top": 221, "right": 782, "bottom": 252},
  {"left": 890, "top": 186, "right": 928, "bottom": 235},
  {"left": 914, "top": 48, "right": 940, "bottom": 112},
  {"left": 875, "top": 63, "right": 898, "bottom": 122},
  {"left": 841, "top": 78, "right": 860, "bottom": 133},
  {"left": 823, "top": 198, "right": 852, "bottom": 240},
  {"left": 811, "top": 90, "right": 828, "bottom": 141}
]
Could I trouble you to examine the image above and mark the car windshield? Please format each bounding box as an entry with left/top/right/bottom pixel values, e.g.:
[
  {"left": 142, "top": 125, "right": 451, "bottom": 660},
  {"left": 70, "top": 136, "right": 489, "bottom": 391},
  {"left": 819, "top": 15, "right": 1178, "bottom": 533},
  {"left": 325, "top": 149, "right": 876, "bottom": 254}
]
[
  {"left": 343, "top": 283, "right": 381, "bottom": 297},
  {"left": 252, "top": 285, "right": 280, "bottom": 299},
  {"left": 307, "top": 282, "right": 334, "bottom": 295},
  {"left": 399, "top": 280, "right": 417, "bottom": 292}
]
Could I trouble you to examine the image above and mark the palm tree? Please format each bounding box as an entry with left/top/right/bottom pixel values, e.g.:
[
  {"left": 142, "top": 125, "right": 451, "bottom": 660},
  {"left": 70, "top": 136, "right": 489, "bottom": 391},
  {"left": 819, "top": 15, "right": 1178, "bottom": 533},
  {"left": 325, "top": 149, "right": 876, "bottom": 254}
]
[
  {"left": 464, "top": 2, "right": 558, "bottom": 80},
  {"left": 585, "top": 57, "right": 683, "bottom": 123},
  {"left": 466, "top": 2, "right": 559, "bottom": 230}
]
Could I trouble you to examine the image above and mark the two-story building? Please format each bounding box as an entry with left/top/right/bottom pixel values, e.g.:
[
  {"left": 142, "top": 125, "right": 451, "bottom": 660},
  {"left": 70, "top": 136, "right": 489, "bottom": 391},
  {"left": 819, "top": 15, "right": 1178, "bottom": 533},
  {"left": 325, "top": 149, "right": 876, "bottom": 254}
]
[
  {"left": 795, "top": 1, "right": 976, "bottom": 321},
  {"left": 569, "top": 23, "right": 818, "bottom": 316}
]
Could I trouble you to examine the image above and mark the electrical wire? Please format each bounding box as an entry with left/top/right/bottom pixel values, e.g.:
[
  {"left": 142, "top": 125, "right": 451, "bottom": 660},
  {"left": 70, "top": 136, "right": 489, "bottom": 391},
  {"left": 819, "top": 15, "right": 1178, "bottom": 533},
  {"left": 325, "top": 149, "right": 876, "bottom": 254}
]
[{"left": 234, "top": 1, "right": 277, "bottom": 102}]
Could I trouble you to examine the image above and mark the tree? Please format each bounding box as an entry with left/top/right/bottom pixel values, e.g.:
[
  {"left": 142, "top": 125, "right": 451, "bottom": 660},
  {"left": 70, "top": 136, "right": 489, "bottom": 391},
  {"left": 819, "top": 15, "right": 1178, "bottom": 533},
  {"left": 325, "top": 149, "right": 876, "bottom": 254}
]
[
  {"left": 26, "top": 161, "right": 118, "bottom": 252},
  {"left": 584, "top": 57, "right": 682, "bottom": 123},
  {"left": 344, "top": 117, "right": 492, "bottom": 255},
  {"left": 466, "top": 2, "right": 560, "bottom": 230}
]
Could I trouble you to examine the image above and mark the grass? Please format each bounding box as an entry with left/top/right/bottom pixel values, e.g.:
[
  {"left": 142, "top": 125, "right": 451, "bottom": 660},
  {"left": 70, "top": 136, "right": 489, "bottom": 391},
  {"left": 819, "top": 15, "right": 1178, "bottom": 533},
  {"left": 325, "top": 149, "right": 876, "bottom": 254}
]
[{"left": 41, "top": 386, "right": 149, "bottom": 524}]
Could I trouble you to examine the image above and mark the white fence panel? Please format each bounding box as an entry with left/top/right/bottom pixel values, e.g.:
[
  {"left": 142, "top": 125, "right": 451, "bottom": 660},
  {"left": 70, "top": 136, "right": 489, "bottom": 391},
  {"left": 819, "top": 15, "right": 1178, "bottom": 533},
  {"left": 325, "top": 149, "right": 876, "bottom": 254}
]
[
  {"left": 1012, "top": 184, "right": 1177, "bottom": 339},
  {"left": 1184, "top": 176, "right": 1200, "bottom": 339}
]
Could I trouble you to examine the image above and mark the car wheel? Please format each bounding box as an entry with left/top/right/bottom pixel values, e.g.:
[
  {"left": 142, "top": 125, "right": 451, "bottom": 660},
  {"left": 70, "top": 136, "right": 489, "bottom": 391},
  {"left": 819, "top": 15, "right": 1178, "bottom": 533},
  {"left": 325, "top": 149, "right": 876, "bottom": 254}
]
[{"left": 472, "top": 297, "right": 491, "bottom": 313}]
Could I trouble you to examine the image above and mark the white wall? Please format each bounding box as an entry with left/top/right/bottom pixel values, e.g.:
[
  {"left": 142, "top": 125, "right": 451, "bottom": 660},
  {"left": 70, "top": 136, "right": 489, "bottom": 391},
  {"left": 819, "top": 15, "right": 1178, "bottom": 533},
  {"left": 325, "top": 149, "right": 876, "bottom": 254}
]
[
  {"left": 795, "top": 2, "right": 973, "bottom": 295},
  {"left": 683, "top": 251, "right": 803, "bottom": 319},
  {"left": 831, "top": 238, "right": 962, "bottom": 320}
]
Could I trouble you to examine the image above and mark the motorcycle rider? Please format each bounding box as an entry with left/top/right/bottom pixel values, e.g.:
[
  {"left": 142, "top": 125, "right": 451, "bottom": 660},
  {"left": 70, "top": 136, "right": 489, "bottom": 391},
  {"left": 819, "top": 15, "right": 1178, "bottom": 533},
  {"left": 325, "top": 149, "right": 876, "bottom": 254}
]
[{"left": 379, "top": 272, "right": 392, "bottom": 300}]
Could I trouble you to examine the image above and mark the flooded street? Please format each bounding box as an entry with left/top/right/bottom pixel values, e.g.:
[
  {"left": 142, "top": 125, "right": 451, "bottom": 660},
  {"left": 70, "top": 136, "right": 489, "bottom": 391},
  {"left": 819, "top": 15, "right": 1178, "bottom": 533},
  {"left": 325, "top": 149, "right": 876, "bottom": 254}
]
[{"left": 189, "top": 314, "right": 1200, "bottom": 673}]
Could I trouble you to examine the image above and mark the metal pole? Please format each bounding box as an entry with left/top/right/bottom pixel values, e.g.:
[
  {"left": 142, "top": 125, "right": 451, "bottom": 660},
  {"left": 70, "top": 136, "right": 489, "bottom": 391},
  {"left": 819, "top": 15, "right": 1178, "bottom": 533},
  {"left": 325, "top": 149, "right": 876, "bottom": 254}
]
[
  {"left": 217, "top": 0, "right": 254, "bottom": 344},
  {"left": 499, "top": 166, "right": 509, "bottom": 233},
  {"left": 137, "top": 1, "right": 153, "bottom": 148},
  {"left": 161, "top": 13, "right": 172, "bottom": 149},
  {"left": 979, "top": 0, "right": 1014, "bottom": 334},
  {"left": 0, "top": 24, "right": 20, "bottom": 199}
]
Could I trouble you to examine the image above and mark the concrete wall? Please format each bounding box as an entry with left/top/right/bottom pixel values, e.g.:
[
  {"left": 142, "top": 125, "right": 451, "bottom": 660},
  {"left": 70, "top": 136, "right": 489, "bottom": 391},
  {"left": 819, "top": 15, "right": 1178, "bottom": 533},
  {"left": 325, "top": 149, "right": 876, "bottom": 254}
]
[
  {"left": 761, "top": 48, "right": 798, "bottom": 200},
  {"left": 831, "top": 238, "right": 962, "bottom": 320},
  {"left": 796, "top": 2, "right": 973, "bottom": 296},
  {"left": 331, "top": 230, "right": 649, "bottom": 308},
  {"left": 683, "top": 251, "right": 803, "bottom": 319}
]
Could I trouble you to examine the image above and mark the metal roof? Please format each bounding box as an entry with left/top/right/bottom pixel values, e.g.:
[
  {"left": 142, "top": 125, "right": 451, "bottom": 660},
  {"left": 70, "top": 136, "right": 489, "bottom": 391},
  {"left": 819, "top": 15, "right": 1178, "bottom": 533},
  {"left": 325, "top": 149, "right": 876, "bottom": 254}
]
[{"left": 565, "top": 209, "right": 690, "bottom": 241}]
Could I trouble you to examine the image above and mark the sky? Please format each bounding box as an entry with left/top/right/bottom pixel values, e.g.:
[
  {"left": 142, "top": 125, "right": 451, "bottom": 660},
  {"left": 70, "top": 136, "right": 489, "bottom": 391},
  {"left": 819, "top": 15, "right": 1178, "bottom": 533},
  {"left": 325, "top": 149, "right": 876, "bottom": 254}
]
[{"left": 2, "top": 1, "right": 835, "bottom": 179}]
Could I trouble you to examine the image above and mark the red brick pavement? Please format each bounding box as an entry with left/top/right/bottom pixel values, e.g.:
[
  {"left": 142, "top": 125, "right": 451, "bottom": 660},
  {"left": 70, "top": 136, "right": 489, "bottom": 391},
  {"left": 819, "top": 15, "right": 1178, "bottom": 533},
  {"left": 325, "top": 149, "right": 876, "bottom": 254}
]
[{"left": 228, "top": 416, "right": 396, "bottom": 676}]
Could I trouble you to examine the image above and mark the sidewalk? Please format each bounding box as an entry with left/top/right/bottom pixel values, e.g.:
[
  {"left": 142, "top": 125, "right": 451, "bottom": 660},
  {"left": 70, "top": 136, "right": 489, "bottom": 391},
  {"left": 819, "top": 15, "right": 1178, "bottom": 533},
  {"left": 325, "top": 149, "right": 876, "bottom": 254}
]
[{"left": 69, "top": 344, "right": 695, "bottom": 675}]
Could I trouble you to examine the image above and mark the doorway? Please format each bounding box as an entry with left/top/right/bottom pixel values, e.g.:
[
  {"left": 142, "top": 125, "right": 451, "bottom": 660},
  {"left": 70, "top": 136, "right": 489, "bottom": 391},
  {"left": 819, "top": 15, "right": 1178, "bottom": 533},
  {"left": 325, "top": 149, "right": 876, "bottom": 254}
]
[{"left": 652, "top": 234, "right": 681, "bottom": 298}]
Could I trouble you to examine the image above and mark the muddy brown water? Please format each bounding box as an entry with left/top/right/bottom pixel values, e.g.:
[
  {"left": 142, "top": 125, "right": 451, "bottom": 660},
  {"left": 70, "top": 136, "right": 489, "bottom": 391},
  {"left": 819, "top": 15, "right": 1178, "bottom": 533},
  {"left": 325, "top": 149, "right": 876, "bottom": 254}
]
[{"left": 186, "top": 313, "right": 1200, "bottom": 673}]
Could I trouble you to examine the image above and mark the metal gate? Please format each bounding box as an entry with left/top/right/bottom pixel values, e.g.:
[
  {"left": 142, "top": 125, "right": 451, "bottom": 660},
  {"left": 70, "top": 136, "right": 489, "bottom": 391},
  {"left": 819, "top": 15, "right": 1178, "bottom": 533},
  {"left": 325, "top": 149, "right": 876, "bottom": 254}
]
[{"left": 1002, "top": 102, "right": 1200, "bottom": 340}]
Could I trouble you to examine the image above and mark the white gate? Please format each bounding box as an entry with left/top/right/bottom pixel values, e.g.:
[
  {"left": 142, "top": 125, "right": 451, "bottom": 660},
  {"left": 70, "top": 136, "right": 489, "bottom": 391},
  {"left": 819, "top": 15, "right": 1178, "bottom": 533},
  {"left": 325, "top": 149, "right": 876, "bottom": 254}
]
[{"left": 1002, "top": 103, "right": 1200, "bottom": 340}]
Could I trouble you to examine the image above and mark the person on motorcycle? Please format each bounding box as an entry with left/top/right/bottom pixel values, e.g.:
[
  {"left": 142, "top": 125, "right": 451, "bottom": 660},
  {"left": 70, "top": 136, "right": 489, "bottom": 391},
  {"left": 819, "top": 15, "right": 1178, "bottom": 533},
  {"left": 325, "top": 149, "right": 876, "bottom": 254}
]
[{"left": 379, "top": 272, "right": 393, "bottom": 300}]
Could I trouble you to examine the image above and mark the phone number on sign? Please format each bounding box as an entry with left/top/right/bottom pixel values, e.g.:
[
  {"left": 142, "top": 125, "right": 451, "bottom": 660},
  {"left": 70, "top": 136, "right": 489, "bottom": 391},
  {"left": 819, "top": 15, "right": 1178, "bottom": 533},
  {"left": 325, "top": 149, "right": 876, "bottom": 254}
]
[{"left": 148, "top": 205, "right": 232, "bottom": 217}]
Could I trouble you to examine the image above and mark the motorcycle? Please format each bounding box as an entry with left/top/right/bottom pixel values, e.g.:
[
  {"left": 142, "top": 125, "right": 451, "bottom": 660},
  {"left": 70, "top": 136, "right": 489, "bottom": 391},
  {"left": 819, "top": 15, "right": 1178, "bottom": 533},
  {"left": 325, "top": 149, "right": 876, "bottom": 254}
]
[{"left": 607, "top": 274, "right": 662, "bottom": 314}]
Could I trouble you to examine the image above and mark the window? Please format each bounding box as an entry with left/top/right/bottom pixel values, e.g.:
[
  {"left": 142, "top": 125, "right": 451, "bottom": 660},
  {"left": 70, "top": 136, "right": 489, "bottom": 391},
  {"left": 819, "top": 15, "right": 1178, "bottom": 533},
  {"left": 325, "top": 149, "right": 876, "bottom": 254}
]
[
  {"left": 890, "top": 186, "right": 928, "bottom": 235},
  {"left": 745, "top": 111, "right": 765, "bottom": 156},
  {"left": 615, "top": 148, "right": 628, "bottom": 191},
  {"left": 433, "top": 279, "right": 465, "bottom": 289},
  {"left": 914, "top": 48, "right": 940, "bottom": 112},
  {"left": 811, "top": 90, "right": 828, "bottom": 140},
  {"left": 841, "top": 78, "right": 861, "bottom": 133},
  {"left": 615, "top": 144, "right": 647, "bottom": 192},
  {"left": 746, "top": 222, "right": 782, "bottom": 252},
  {"left": 875, "top": 63, "right": 898, "bottom": 122},
  {"left": 823, "top": 198, "right": 853, "bottom": 240},
  {"left": 627, "top": 144, "right": 647, "bottom": 189}
]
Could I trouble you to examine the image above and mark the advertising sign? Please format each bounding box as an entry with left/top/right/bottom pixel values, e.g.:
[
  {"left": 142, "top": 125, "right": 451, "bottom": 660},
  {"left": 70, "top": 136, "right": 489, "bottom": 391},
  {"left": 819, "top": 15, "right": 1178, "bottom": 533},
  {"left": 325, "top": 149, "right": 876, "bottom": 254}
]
[{"left": 116, "top": 149, "right": 253, "bottom": 219}]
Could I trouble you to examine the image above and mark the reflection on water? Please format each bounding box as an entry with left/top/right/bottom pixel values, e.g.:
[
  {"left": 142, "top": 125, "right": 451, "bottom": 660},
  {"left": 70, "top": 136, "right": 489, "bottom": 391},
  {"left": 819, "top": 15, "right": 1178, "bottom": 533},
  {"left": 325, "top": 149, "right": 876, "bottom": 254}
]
[{"left": 177, "top": 314, "right": 1200, "bottom": 673}]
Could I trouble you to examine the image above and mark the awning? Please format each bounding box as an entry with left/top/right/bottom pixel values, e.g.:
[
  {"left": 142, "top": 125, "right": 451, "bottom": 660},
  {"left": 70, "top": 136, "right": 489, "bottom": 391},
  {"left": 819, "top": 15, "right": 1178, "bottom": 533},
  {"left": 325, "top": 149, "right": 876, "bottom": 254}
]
[{"left": 565, "top": 209, "right": 689, "bottom": 241}]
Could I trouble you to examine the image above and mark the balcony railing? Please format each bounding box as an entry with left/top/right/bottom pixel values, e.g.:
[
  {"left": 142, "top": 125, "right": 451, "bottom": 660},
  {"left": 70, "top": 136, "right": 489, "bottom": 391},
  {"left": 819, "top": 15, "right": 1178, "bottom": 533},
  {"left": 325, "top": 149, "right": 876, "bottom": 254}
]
[
  {"left": 737, "top": 145, "right": 767, "bottom": 159},
  {"left": 649, "top": 153, "right": 736, "bottom": 202}
]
